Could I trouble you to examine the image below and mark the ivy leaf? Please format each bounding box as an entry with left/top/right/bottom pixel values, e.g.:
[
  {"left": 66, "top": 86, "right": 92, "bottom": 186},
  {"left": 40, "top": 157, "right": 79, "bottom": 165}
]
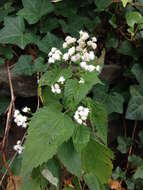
[
  {"left": 117, "top": 136, "right": 133, "bottom": 154},
  {"left": 57, "top": 140, "right": 82, "bottom": 177},
  {"left": 134, "top": 165, "right": 143, "bottom": 179},
  {"left": 88, "top": 99, "right": 108, "bottom": 144},
  {"left": 21, "top": 106, "right": 75, "bottom": 176},
  {"left": 94, "top": 0, "right": 112, "bottom": 11},
  {"left": 126, "top": 87, "right": 143, "bottom": 120},
  {"left": 72, "top": 125, "right": 90, "bottom": 152},
  {"left": 12, "top": 55, "right": 34, "bottom": 76},
  {"left": 126, "top": 11, "right": 143, "bottom": 28},
  {"left": 37, "top": 32, "right": 63, "bottom": 54},
  {"left": 18, "top": 0, "right": 54, "bottom": 24},
  {"left": 0, "top": 16, "right": 35, "bottom": 49},
  {"left": 132, "top": 64, "right": 143, "bottom": 86},
  {"left": 84, "top": 173, "right": 105, "bottom": 190},
  {"left": 82, "top": 138, "right": 113, "bottom": 184},
  {"left": 121, "top": 0, "right": 131, "bottom": 7},
  {"left": 0, "top": 95, "right": 10, "bottom": 115},
  {"left": 93, "top": 84, "right": 124, "bottom": 115}
]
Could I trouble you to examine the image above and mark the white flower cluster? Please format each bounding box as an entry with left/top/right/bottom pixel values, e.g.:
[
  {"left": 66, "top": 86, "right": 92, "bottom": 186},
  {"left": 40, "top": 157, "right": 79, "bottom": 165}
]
[
  {"left": 13, "top": 107, "right": 30, "bottom": 128},
  {"left": 74, "top": 106, "right": 89, "bottom": 125},
  {"left": 48, "top": 47, "right": 62, "bottom": 64},
  {"left": 51, "top": 76, "right": 65, "bottom": 94},
  {"left": 13, "top": 140, "right": 24, "bottom": 154}
]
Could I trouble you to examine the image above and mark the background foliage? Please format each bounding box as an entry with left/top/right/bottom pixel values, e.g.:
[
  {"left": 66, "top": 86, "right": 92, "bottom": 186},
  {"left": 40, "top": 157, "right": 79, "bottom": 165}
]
[{"left": 0, "top": 0, "right": 143, "bottom": 190}]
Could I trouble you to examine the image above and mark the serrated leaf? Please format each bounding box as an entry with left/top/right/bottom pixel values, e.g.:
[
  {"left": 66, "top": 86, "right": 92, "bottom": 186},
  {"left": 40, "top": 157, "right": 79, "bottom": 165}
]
[
  {"left": 72, "top": 125, "right": 90, "bottom": 152},
  {"left": 57, "top": 140, "right": 82, "bottom": 177},
  {"left": 82, "top": 138, "right": 113, "bottom": 184},
  {"left": 64, "top": 72, "right": 101, "bottom": 110},
  {"left": 84, "top": 173, "right": 105, "bottom": 190},
  {"left": 41, "top": 86, "right": 62, "bottom": 110},
  {"left": 0, "top": 16, "right": 35, "bottom": 49},
  {"left": 39, "top": 68, "right": 72, "bottom": 87},
  {"left": 37, "top": 32, "right": 63, "bottom": 54},
  {"left": 18, "top": 0, "right": 54, "bottom": 24},
  {"left": 88, "top": 99, "right": 108, "bottom": 144},
  {"left": 21, "top": 106, "right": 75, "bottom": 176}
]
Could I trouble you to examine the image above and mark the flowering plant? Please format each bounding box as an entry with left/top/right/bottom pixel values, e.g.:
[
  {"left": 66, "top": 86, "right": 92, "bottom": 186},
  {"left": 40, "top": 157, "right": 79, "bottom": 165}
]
[{"left": 14, "top": 31, "right": 114, "bottom": 189}]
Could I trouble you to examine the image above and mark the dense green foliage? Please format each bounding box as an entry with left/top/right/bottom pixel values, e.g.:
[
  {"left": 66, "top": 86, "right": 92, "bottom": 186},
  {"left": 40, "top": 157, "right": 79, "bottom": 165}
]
[{"left": 1, "top": 0, "right": 143, "bottom": 190}]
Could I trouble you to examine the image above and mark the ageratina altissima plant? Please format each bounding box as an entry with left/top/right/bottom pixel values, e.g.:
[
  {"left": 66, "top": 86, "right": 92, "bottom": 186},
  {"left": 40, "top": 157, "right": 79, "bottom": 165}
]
[{"left": 20, "top": 31, "right": 113, "bottom": 189}]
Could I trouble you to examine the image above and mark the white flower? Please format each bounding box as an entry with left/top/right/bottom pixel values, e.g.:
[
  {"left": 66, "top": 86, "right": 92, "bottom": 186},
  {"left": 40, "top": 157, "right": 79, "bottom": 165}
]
[
  {"left": 79, "top": 31, "right": 89, "bottom": 41},
  {"left": 80, "top": 62, "right": 87, "bottom": 68},
  {"left": 48, "top": 57, "right": 55, "bottom": 64},
  {"left": 63, "top": 42, "right": 67, "bottom": 49},
  {"left": 51, "top": 83, "right": 61, "bottom": 94},
  {"left": 58, "top": 76, "right": 65, "bottom": 84},
  {"left": 89, "top": 51, "right": 95, "bottom": 60},
  {"left": 22, "top": 107, "right": 30, "bottom": 113},
  {"left": 13, "top": 140, "right": 24, "bottom": 154},
  {"left": 87, "top": 40, "right": 92, "bottom": 46},
  {"left": 14, "top": 109, "right": 28, "bottom": 128},
  {"left": 51, "top": 47, "right": 57, "bottom": 53},
  {"left": 71, "top": 53, "right": 81, "bottom": 62},
  {"left": 79, "top": 78, "right": 85, "bottom": 84},
  {"left": 63, "top": 53, "right": 69, "bottom": 61},
  {"left": 88, "top": 65, "right": 96, "bottom": 72},
  {"left": 68, "top": 46, "right": 75, "bottom": 56},
  {"left": 65, "top": 36, "right": 76, "bottom": 45},
  {"left": 91, "top": 43, "right": 97, "bottom": 50},
  {"left": 74, "top": 106, "right": 89, "bottom": 125},
  {"left": 92, "top": 37, "right": 97, "bottom": 42},
  {"left": 14, "top": 110, "right": 20, "bottom": 117},
  {"left": 96, "top": 65, "right": 102, "bottom": 73},
  {"left": 52, "top": 53, "right": 61, "bottom": 61}
]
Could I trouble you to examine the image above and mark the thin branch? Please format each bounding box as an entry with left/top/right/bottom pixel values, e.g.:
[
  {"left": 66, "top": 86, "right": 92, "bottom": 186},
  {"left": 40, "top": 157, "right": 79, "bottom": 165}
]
[{"left": 0, "top": 61, "right": 15, "bottom": 189}]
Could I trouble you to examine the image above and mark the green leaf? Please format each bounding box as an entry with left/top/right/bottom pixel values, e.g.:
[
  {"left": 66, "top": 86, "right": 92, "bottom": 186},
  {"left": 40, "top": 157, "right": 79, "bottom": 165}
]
[
  {"left": 12, "top": 55, "right": 33, "bottom": 76},
  {"left": 13, "top": 55, "right": 47, "bottom": 76},
  {"left": 132, "top": 64, "right": 143, "bottom": 86},
  {"left": 93, "top": 84, "right": 124, "bottom": 115},
  {"left": 88, "top": 99, "right": 108, "bottom": 144},
  {"left": 18, "top": 0, "right": 54, "bottom": 24},
  {"left": 0, "top": 57, "right": 4, "bottom": 65},
  {"left": 0, "top": 16, "right": 35, "bottom": 49},
  {"left": 21, "top": 177, "right": 41, "bottom": 190},
  {"left": 84, "top": 173, "right": 105, "bottom": 190},
  {"left": 72, "top": 125, "right": 90, "bottom": 152},
  {"left": 112, "top": 167, "right": 126, "bottom": 180},
  {"left": 121, "top": 0, "right": 131, "bottom": 7},
  {"left": 94, "top": 0, "right": 112, "bottom": 11},
  {"left": 126, "top": 87, "right": 143, "bottom": 120},
  {"left": 0, "top": 95, "right": 10, "bottom": 115},
  {"left": 82, "top": 138, "right": 113, "bottom": 184},
  {"left": 119, "top": 40, "right": 135, "bottom": 57},
  {"left": 134, "top": 165, "right": 143, "bottom": 179},
  {"left": 42, "top": 169, "right": 58, "bottom": 187},
  {"left": 57, "top": 140, "right": 82, "bottom": 177},
  {"left": 0, "top": 46, "right": 13, "bottom": 59},
  {"left": 39, "top": 67, "right": 72, "bottom": 87},
  {"left": 126, "top": 11, "right": 143, "bottom": 28},
  {"left": 64, "top": 72, "right": 101, "bottom": 110},
  {"left": 117, "top": 136, "right": 132, "bottom": 154},
  {"left": 21, "top": 106, "right": 75, "bottom": 175},
  {"left": 37, "top": 32, "right": 63, "bottom": 54},
  {"left": 41, "top": 86, "right": 62, "bottom": 110}
]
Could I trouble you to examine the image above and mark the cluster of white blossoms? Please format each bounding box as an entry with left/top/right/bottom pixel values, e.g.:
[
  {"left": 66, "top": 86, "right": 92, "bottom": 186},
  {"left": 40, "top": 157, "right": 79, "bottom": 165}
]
[
  {"left": 48, "top": 47, "right": 62, "bottom": 64},
  {"left": 47, "top": 31, "right": 102, "bottom": 74},
  {"left": 74, "top": 106, "right": 89, "bottom": 125},
  {"left": 13, "top": 140, "right": 24, "bottom": 154},
  {"left": 51, "top": 76, "right": 65, "bottom": 94},
  {"left": 13, "top": 107, "right": 30, "bottom": 128}
]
